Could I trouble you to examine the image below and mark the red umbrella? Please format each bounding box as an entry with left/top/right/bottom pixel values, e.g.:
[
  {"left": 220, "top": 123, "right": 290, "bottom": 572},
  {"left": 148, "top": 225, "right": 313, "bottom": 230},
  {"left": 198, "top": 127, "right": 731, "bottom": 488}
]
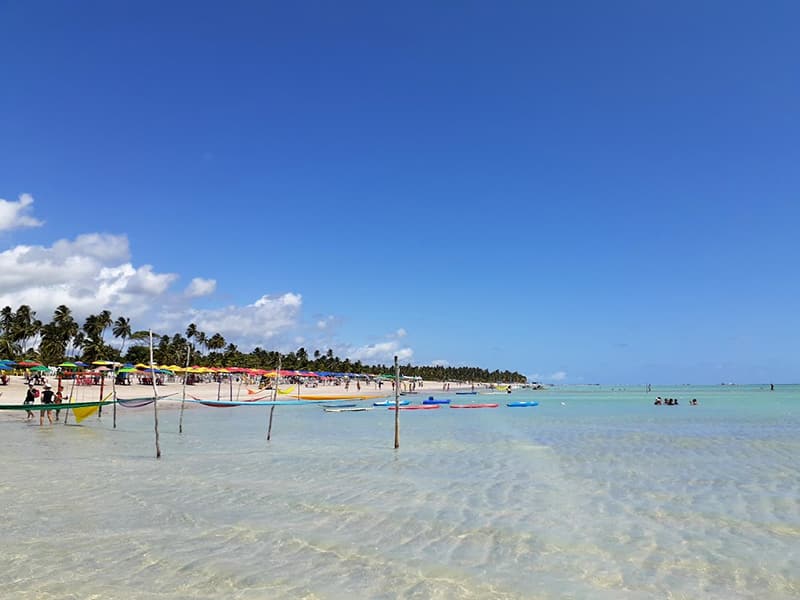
[{"left": 17, "top": 360, "right": 42, "bottom": 367}]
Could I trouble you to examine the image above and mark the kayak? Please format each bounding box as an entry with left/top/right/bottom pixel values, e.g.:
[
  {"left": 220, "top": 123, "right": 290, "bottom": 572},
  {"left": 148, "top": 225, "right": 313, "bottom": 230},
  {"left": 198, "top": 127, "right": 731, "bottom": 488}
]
[
  {"left": 507, "top": 401, "right": 539, "bottom": 407},
  {"left": 322, "top": 403, "right": 356, "bottom": 408},
  {"left": 388, "top": 405, "right": 440, "bottom": 410},
  {"left": 373, "top": 399, "right": 410, "bottom": 406},
  {"left": 450, "top": 403, "right": 499, "bottom": 409},
  {"left": 422, "top": 398, "right": 450, "bottom": 405},
  {"left": 324, "top": 407, "right": 373, "bottom": 413},
  {"left": 455, "top": 391, "right": 477, "bottom": 395}
]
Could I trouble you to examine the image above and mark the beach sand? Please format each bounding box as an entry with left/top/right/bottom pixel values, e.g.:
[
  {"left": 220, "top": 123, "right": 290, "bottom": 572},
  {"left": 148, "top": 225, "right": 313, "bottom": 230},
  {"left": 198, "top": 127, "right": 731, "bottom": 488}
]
[{"left": 0, "top": 373, "right": 491, "bottom": 411}]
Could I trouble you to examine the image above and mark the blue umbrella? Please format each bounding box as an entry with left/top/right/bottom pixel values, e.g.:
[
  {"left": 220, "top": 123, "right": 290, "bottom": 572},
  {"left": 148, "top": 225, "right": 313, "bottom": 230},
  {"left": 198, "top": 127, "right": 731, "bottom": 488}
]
[{"left": 0, "top": 364, "right": 11, "bottom": 371}]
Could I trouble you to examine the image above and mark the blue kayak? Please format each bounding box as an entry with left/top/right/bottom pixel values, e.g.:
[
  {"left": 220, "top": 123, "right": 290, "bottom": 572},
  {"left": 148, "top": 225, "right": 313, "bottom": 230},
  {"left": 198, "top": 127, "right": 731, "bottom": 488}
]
[
  {"left": 422, "top": 398, "right": 451, "bottom": 405},
  {"left": 373, "top": 399, "right": 410, "bottom": 406},
  {"left": 322, "top": 403, "right": 356, "bottom": 408},
  {"left": 507, "top": 401, "right": 539, "bottom": 407}
]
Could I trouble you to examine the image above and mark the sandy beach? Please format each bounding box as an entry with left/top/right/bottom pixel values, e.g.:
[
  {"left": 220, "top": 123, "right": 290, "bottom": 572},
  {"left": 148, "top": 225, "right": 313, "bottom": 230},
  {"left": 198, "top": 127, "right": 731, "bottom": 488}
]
[{"left": 0, "top": 372, "right": 495, "bottom": 412}]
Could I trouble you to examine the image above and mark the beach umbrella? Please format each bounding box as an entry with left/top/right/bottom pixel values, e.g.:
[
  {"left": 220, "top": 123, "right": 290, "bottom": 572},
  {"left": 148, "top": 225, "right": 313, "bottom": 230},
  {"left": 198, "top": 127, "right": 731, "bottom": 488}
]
[
  {"left": 58, "top": 362, "right": 79, "bottom": 368},
  {"left": 30, "top": 365, "right": 50, "bottom": 372},
  {"left": 74, "top": 361, "right": 89, "bottom": 367},
  {"left": 118, "top": 367, "right": 138, "bottom": 373},
  {"left": 0, "top": 359, "right": 16, "bottom": 365},
  {"left": 0, "top": 363, "right": 11, "bottom": 371},
  {"left": 17, "top": 360, "right": 42, "bottom": 367}
]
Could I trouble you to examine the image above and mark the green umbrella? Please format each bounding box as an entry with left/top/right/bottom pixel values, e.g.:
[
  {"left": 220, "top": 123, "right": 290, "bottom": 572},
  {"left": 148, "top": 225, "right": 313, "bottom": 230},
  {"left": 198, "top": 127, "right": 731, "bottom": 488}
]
[
  {"left": 30, "top": 365, "right": 50, "bottom": 372},
  {"left": 58, "top": 362, "right": 79, "bottom": 368}
]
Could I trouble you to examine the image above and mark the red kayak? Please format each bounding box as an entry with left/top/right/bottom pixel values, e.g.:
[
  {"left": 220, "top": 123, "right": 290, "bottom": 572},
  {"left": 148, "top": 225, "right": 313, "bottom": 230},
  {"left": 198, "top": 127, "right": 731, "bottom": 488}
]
[
  {"left": 450, "top": 403, "right": 499, "bottom": 409},
  {"left": 387, "top": 405, "right": 440, "bottom": 410}
]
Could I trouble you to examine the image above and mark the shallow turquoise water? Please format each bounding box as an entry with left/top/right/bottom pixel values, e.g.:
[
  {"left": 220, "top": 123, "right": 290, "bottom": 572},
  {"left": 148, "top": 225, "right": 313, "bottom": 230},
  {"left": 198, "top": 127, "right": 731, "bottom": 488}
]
[{"left": 2, "top": 385, "right": 798, "bottom": 598}]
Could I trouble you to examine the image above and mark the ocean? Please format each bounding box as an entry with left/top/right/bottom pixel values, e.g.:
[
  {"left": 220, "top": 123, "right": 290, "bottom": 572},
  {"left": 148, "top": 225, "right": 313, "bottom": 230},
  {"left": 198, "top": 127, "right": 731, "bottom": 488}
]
[{"left": 2, "top": 385, "right": 798, "bottom": 599}]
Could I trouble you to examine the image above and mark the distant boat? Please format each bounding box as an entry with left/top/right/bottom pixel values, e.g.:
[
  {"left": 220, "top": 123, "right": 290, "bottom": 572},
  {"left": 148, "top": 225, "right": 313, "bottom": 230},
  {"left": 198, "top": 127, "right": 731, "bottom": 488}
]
[
  {"left": 324, "top": 407, "right": 373, "bottom": 413},
  {"left": 422, "top": 398, "right": 451, "bottom": 405},
  {"left": 455, "top": 391, "right": 477, "bottom": 395},
  {"left": 373, "top": 399, "right": 410, "bottom": 406}
]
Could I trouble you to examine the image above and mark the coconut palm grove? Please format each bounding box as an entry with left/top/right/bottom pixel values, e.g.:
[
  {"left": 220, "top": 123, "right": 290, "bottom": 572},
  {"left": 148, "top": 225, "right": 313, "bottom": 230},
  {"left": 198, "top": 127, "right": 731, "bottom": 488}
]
[{"left": 0, "top": 304, "right": 526, "bottom": 383}]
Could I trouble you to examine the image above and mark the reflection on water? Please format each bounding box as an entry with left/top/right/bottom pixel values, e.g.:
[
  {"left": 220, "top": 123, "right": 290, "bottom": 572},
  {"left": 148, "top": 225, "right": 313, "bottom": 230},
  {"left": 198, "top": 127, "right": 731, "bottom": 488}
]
[{"left": 2, "top": 385, "right": 799, "bottom": 599}]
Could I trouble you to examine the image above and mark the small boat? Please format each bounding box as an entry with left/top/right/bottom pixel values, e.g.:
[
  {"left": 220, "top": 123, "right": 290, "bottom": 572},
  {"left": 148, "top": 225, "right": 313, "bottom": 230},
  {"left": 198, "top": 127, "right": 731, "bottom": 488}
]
[
  {"left": 455, "top": 391, "right": 477, "bottom": 395},
  {"left": 373, "top": 399, "right": 410, "bottom": 406},
  {"left": 450, "top": 403, "right": 499, "bottom": 409},
  {"left": 322, "top": 403, "right": 356, "bottom": 409},
  {"left": 422, "top": 398, "right": 451, "bottom": 405},
  {"left": 324, "top": 407, "right": 373, "bottom": 413},
  {"left": 507, "top": 401, "right": 539, "bottom": 407},
  {"left": 387, "top": 405, "right": 440, "bottom": 410}
]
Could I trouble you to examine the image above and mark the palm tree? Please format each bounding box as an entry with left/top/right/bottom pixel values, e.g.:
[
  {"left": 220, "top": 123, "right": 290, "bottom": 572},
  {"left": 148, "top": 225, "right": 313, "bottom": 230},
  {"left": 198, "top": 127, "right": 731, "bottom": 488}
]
[
  {"left": 98, "top": 310, "right": 112, "bottom": 345},
  {"left": 112, "top": 316, "right": 132, "bottom": 358}
]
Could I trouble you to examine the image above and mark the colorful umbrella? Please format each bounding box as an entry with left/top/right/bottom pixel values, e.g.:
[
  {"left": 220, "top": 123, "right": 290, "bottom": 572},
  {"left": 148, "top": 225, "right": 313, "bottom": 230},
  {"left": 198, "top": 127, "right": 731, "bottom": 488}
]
[
  {"left": 30, "top": 365, "right": 50, "bottom": 372},
  {"left": 17, "top": 360, "right": 42, "bottom": 367}
]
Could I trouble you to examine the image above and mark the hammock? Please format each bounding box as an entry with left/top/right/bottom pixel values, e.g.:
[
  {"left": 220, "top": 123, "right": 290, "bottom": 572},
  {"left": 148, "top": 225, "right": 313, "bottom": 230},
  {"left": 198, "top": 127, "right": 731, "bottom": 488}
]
[
  {"left": 117, "top": 393, "right": 178, "bottom": 408},
  {"left": 0, "top": 401, "right": 116, "bottom": 411}
]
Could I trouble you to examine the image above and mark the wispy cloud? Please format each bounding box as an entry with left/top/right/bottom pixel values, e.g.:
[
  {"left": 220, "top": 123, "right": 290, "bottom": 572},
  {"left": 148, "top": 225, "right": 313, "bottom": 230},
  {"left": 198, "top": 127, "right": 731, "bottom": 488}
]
[
  {"left": 185, "top": 277, "right": 217, "bottom": 297},
  {"left": 0, "top": 193, "right": 44, "bottom": 231},
  {"left": 529, "top": 370, "right": 568, "bottom": 382}
]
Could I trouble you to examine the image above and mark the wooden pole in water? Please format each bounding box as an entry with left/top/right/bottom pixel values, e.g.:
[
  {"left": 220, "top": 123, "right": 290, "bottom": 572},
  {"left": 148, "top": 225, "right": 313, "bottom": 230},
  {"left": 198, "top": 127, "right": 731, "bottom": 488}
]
[
  {"left": 149, "top": 330, "right": 161, "bottom": 459},
  {"left": 112, "top": 363, "right": 117, "bottom": 429},
  {"left": 178, "top": 345, "right": 190, "bottom": 434},
  {"left": 98, "top": 374, "right": 104, "bottom": 419},
  {"left": 267, "top": 356, "right": 280, "bottom": 441},
  {"left": 63, "top": 375, "right": 76, "bottom": 425},
  {"left": 394, "top": 355, "right": 400, "bottom": 449}
]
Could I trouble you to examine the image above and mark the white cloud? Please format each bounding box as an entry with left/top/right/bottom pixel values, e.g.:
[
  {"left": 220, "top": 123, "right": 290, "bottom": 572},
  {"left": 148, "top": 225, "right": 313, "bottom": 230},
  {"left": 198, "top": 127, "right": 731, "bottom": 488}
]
[
  {"left": 551, "top": 371, "right": 567, "bottom": 381},
  {"left": 346, "top": 340, "right": 414, "bottom": 363},
  {"left": 0, "top": 234, "right": 177, "bottom": 318},
  {"left": 0, "top": 226, "right": 417, "bottom": 365},
  {"left": 316, "top": 315, "right": 335, "bottom": 329},
  {"left": 178, "top": 292, "right": 304, "bottom": 347},
  {"left": 185, "top": 277, "right": 217, "bottom": 297},
  {"left": 0, "top": 193, "right": 44, "bottom": 231},
  {"left": 431, "top": 359, "right": 450, "bottom": 367}
]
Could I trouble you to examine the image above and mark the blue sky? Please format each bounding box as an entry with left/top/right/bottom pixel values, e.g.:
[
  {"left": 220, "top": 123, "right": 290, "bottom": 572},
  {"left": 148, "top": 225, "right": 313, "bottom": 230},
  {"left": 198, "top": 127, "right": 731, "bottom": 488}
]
[{"left": 1, "top": 2, "right": 798, "bottom": 383}]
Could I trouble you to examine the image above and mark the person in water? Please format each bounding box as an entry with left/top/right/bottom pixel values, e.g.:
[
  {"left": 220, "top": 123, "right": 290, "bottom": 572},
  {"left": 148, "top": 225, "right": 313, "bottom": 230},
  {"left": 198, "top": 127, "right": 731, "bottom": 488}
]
[
  {"left": 40, "top": 383, "right": 54, "bottom": 425},
  {"left": 54, "top": 388, "right": 64, "bottom": 420},
  {"left": 24, "top": 384, "right": 37, "bottom": 420}
]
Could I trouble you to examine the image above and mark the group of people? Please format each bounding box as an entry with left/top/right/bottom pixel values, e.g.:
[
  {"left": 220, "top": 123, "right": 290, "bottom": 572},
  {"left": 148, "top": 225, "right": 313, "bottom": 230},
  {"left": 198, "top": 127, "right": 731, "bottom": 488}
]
[
  {"left": 23, "top": 383, "right": 64, "bottom": 425},
  {"left": 653, "top": 396, "right": 698, "bottom": 406}
]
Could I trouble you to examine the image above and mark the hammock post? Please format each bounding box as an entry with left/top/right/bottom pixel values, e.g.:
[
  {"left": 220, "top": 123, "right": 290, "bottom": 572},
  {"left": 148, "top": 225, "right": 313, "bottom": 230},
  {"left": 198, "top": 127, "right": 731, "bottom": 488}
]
[
  {"left": 394, "top": 355, "right": 400, "bottom": 449},
  {"left": 149, "top": 330, "right": 161, "bottom": 459},
  {"left": 63, "top": 376, "right": 76, "bottom": 425},
  {"left": 98, "top": 374, "right": 104, "bottom": 419},
  {"left": 267, "top": 357, "right": 280, "bottom": 441},
  {"left": 112, "top": 363, "right": 117, "bottom": 429},
  {"left": 179, "top": 346, "right": 190, "bottom": 434}
]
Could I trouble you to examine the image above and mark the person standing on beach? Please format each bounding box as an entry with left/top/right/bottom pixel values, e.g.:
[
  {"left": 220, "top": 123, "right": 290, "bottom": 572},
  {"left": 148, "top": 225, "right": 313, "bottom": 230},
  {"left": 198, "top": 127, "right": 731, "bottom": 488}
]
[{"left": 40, "top": 383, "right": 54, "bottom": 425}]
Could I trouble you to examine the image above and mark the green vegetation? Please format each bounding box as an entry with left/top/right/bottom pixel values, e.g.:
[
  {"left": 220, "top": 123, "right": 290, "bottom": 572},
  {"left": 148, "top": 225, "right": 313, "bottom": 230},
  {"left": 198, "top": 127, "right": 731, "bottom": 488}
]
[{"left": 0, "top": 304, "right": 526, "bottom": 383}]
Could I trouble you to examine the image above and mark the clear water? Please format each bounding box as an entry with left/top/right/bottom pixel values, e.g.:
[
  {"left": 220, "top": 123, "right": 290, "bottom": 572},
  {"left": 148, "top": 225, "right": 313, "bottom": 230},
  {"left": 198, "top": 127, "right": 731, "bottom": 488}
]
[{"left": 2, "top": 385, "right": 799, "bottom": 599}]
